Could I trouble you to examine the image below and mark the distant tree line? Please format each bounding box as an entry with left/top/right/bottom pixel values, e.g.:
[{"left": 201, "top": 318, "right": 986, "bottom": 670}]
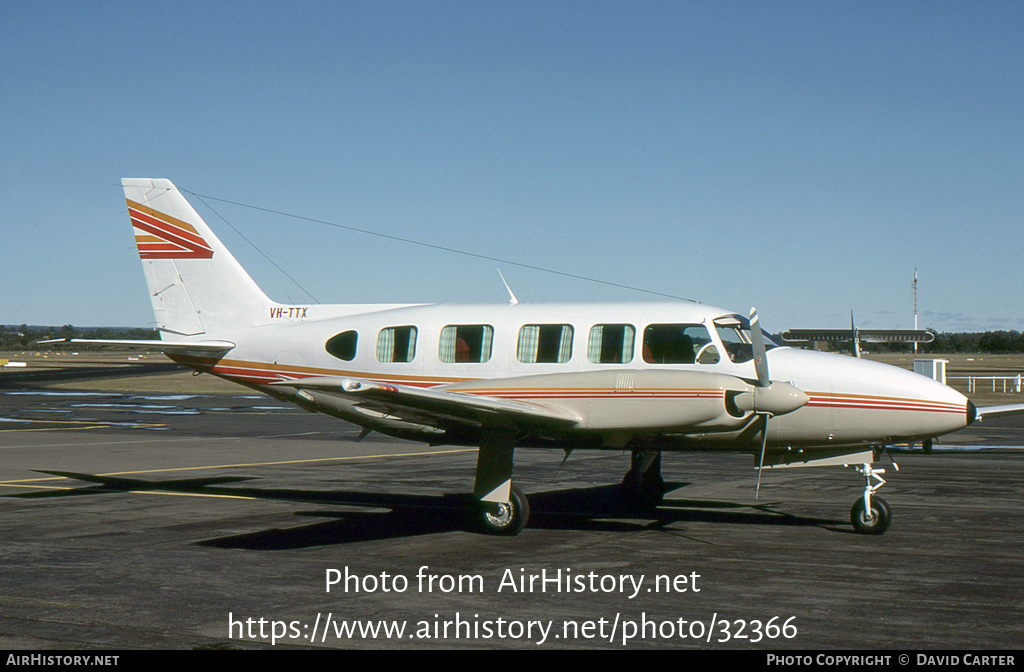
[
  {"left": 0, "top": 325, "right": 158, "bottom": 350},
  {"left": 924, "top": 331, "right": 1024, "bottom": 354}
]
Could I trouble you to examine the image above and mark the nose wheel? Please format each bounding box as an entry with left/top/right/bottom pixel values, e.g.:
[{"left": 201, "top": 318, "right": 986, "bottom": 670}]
[
  {"left": 851, "top": 495, "right": 891, "bottom": 534},
  {"left": 850, "top": 462, "right": 892, "bottom": 535}
]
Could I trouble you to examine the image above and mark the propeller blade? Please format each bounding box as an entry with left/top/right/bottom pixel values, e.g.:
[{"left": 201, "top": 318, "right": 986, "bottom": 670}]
[
  {"left": 749, "top": 308, "right": 770, "bottom": 388},
  {"left": 851, "top": 310, "right": 861, "bottom": 358},
  {"left": 749, "top": 309, "right": 773, "bottom": 497},
  {"left": 755, "top": 414, "right": 768, "bottom": 499}
]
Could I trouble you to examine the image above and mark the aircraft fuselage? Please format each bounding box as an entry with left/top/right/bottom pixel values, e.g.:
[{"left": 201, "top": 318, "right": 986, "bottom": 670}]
[{"left": 168, "top": 300, "right": 972, "bottom": 452}]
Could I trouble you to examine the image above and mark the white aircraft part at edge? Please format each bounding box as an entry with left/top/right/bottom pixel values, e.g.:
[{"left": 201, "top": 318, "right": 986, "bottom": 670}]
[{"left": 45, "top": 178, "right": 999, "bottom": 537}]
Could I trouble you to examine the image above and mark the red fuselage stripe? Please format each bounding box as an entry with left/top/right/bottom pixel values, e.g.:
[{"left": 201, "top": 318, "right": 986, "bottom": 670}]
[{"left": 191, "top": 359, "right": 962, "bottom": 414}]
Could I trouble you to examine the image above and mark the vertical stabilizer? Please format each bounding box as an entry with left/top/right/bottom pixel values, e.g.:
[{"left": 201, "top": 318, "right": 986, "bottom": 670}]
[{"left": 123, "top": 178, "right": 271, "bottom": 336}]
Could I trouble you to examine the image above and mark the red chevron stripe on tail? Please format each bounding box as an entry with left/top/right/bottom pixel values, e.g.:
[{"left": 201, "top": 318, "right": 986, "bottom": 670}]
[{"left": 127, "top": 199, "right": 214, "bottom": 259}]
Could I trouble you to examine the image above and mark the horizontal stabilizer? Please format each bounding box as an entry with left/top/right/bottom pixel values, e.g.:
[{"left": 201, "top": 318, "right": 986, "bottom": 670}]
[
  {"left": 37, "top": 338, "right": 235, "bottom": 354},
  {"left": 272, "top": 376, "right": 581, "bottom": 429}
]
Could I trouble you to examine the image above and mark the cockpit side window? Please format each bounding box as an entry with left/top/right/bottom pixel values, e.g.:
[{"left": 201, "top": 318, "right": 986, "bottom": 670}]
[
  {"left": 642, "top": 324, "right": 715, "bottom": 364},
  {"left": 713, "top": 315, "right": 778, "bottom": 364}
]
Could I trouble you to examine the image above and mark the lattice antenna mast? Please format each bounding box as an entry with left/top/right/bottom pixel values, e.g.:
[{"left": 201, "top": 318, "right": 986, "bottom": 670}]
[{"left": 913, "top": 268, "right": 918, "bottom": 354}]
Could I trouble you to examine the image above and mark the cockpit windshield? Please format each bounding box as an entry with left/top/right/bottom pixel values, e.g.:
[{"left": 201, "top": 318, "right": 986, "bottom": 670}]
[{"left": 712, "top": 315, "right": 781, "bottom": 364}]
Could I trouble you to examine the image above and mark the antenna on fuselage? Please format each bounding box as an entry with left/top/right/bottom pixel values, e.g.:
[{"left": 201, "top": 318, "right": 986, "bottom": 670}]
[{"left": 497, "top": 269, "right": 519, "bottom": 305}]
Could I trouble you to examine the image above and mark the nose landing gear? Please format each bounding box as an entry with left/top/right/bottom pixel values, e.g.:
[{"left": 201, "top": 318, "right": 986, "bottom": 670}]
[{"left": 850, "top": 462, "right": 892, "bottom": 535}]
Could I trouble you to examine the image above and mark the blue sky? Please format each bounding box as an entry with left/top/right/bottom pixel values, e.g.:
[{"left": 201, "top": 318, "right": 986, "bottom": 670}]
[{"left": 2, "top": 1, "right": 1022, "bottom": 333}]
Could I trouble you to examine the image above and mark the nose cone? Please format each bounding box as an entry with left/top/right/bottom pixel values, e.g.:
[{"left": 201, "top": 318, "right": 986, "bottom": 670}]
[{"left": 767, "top": 347, "right": 975, "bottom": 440}]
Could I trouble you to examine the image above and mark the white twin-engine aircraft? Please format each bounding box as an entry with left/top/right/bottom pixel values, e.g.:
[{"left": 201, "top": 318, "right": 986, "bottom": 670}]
[{"left": 52, "top": 178, "right": 994, "bottom": 536}]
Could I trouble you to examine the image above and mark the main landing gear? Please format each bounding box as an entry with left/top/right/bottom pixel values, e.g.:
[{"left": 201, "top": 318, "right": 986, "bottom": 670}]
[
  {"left": 469, "top": 434, "right": 896, "bottom": 535},
  {"left": 479, "top": 485, "right": 530, "bottom": 535},
  {"left": 850, "top": 461, "right": 892, "bottom": 535},
  {"left": 621, "top": 450, "right": 665, "bottom": 509},
  {"left": 473, "top": 430, "right": 530, "bottom": 535}
]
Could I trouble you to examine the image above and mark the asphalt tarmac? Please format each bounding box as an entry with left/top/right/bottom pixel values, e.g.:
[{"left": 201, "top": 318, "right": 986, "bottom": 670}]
[{"left": 0, "top": 388, "right": 1021, "bottom": 649}]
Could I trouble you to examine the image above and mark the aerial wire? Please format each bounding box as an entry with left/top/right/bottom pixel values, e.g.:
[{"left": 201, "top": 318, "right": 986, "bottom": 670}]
[
  {"left": 179, "top": 188, "right": 696, "bottom": 303},
  {"left": 188, "top": 191, "right": 321, "bottom": 304}
]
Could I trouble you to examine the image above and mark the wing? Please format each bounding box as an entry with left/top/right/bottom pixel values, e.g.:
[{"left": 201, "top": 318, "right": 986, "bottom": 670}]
[
  {"left": 274, "top": 376, "right": 582, "bottom": 431},
  {"left": 975, "top": 403, "right": 1024, "bottom": 420},
  {"left": 780, "top": 329, "right": 935, "bottom": 344}
]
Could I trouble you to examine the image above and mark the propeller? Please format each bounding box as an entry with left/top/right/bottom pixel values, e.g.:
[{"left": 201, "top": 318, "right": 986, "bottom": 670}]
[
  {"left": 741, "top": 308, "right": 809, "bottom": 498},
  {"left": 851, "top": 310, "right": 861, "bottom": 358},
  {"left": 750, "top": 308, "right": 770, "bottom": 387},
  {"left": 750, "top": 308, "right": 771, "bottom": 499}
]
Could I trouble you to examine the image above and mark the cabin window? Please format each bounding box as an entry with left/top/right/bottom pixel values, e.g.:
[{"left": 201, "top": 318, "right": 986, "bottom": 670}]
[
  {"left": 642, "top": 324, "right": 715, "bottom": 364},
  {"left": 324, "top": 330, "right": 358, "bottom": 361},
  {"left": 377, "top": 326, "right": 417, "bottom": 363},
  {"left": 517, "top": 325, "right": 573, "bottom": 363},
  {"left": 439, "top": 325, "right": 494, "bottom": 363},
  {"left": 587, "top": 324, "right": 635, "bottom": 364}
]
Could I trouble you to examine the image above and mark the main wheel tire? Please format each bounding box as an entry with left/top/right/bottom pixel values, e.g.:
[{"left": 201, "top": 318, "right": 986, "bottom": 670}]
[
  {"left": 851, "top": 495, "right": 892, "bottom": 535},
  {"left": 479, "top": 485, "right": 530, "bottom": 535}
]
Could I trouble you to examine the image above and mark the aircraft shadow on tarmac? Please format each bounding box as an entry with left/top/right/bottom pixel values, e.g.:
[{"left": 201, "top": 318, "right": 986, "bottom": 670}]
[{"left": 10, "top": 470, "right": 844, "bottom": 548}]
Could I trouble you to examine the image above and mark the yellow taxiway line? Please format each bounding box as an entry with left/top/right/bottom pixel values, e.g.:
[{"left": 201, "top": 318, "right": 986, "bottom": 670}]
[{"left": 0, "top": 417, "right": 167, "bottom": 432}]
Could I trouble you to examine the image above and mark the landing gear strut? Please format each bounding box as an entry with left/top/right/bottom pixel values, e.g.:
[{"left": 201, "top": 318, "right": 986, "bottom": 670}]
[
  {"left": 473, "top": 430, "right": 529, "bottom": 535},
  {"left": 850, "top": 461, "right": 892, "bottom": 535},
  {"left": 621, "top": 450, "right": 664, "bottom": 508}
]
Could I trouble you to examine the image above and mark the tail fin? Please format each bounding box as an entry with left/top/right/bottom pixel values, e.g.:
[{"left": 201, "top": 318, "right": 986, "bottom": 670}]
[{"left": 123, "top": 178, "right": 271, "bottom": 336}]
